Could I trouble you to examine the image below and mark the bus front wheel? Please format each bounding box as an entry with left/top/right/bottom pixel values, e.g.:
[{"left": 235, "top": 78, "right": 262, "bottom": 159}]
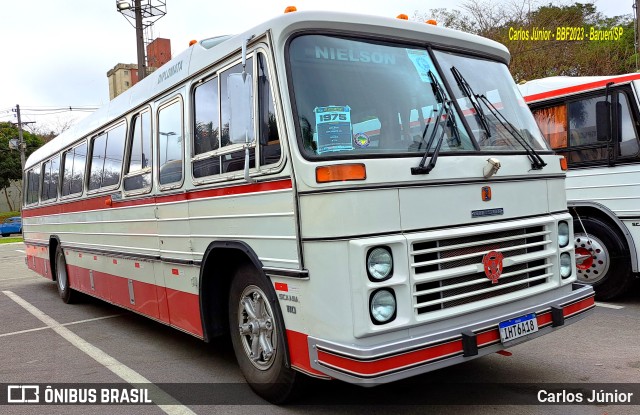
[
  {"left": 228, "top": 264, "right": 297, "bottom": 403},
  {"left": 573, "top": 216, "right": 634, "bottom": 300}
]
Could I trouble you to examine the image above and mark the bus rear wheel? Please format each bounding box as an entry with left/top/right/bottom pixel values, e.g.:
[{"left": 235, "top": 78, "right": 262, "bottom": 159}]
[
  {"left": 55, "top": 245, "right": 77, "bottom": 304},
  {"left": 228, "top": 265, "right": 297, "bottom": 403},
  {"left": 573, "top": 216, "right": 634, "bottom": 300}
]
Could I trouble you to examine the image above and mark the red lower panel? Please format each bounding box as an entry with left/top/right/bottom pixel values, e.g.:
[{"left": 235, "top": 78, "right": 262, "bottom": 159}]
[
  {"left": 166, "top": 288, "right": 203, "bottom": 337},
  {"left": 285, "top": 330, "right": 328, "bottom": 377},
  {"left": 62, "top": 264, "right": 202, "bottom": 338},
  {"left": 317, "top": 339, "right": 464, "bottom": 377}
]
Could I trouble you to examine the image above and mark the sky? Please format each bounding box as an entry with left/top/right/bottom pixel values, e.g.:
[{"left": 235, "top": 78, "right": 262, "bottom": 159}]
[{"left": 0, "top": 0, "right": 632, "bottom": 133}]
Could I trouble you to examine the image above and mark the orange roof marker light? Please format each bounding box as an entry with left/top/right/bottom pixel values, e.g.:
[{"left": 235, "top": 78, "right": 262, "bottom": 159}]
[
  {"left": 284, "top": 6, "right": 297, "bottom": 13},
  {"left": 189, "top": 40, "right": 198, "bottom": 46},
  {"left": 397, "top": 14, "right": 409, "bottom": 20},
  {"left": 316, "top": 164, "right": 367, "bottom": 183},
  {"left": 426, "top": 19, "right": 437, "bottom": 25}
]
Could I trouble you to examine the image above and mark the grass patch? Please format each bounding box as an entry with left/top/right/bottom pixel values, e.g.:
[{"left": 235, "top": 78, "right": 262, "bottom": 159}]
[{"left": 0, "top": 237, "right": 23, "bottom": 244}]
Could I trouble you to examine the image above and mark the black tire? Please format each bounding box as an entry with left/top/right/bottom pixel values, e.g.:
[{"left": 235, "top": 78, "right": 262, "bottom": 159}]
[
  {"left": 228, "top": 264, "right": 297, "bottom": 404},
  {"left": 1, "top": 233, "right": 8, "bottom": 237},
  {"left": 573, "top": 216, "right": 634, "bottom": 300},
  {"left": 54, "top": 245, "right": 77, "bottom": 304}
]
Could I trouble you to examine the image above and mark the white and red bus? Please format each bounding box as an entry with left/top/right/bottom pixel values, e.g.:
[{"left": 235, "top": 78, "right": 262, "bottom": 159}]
[
  {"left": 521, "top": 73, "right": 640, "bottom": 300},
  {"left": 23, "top": 10, "right": 594, "bottom": 403}
]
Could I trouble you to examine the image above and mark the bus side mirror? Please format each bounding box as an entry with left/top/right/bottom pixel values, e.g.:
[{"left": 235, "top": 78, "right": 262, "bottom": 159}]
[{"left": 595, "top": 100, "right": 611, "bottom": 142}]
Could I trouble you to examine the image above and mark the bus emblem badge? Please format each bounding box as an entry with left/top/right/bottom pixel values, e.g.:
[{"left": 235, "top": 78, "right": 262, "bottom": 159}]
[
  {"left": 481, "top": 186, "right": 492, "bottom": 201},
  {"left": 482, "top": 250, "right": 504, "bottom": 284}
]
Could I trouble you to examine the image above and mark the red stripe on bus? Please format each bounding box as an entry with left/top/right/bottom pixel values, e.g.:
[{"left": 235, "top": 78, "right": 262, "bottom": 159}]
[
  {"left": 316, "top": 339, "right": 464, "bottom": 376},
  {"left": 285, "top": 330, "right": 329, "bottom": 377},
  {"left": 22, "top": 179, "right": 293, "bottom": 218},
  {"left": 523, "top": 73, "right": 640, "bottom": 103}
]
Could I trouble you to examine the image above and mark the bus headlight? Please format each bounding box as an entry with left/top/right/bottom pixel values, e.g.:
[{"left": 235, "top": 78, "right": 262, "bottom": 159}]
[
  {"left": 367, "top": 247, "right": 393, "bottom": 281},
  {"left": 560, "top": 252, "right": 572, "bottom": 278},
  {"left": 370, "top": 289, "right": 396, "bottom": 324},
  {"left": 558, "top": 221, "right": 569, "bottom": 248}
]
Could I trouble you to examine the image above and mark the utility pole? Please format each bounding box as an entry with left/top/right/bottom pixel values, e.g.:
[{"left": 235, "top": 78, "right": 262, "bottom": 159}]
[
  {"left": 14, "top": 104, "right": 27, "bottom": 171},
  {"left": 134, "top": 0, "right": 146, "bottom": 81}
]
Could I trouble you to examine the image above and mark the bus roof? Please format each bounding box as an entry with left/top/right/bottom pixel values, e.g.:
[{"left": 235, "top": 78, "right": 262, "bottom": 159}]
[
  {"left": 519, "top": 72, "right": 640, "bottom": 104},
  {"left": 26, "top": 10, "right": 510, "bottom": 170}
]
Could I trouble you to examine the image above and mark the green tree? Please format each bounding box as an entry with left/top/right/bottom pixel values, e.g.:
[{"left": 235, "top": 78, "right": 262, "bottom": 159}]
[
  {"left": 413, "top": 1, "right": 636, "bottom": 81},
  {"left": 0, "top": 122, "right": 44, "bottom": 211}
]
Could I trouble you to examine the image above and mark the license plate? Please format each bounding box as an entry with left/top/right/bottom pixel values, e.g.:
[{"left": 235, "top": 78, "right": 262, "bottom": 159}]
[{"left": 499, "top": 313, "right": 539, "bottom": 343}]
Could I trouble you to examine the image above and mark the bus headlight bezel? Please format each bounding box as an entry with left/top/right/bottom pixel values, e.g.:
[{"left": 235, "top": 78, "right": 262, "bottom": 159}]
[
  {"left": 560, "top": 252, "right": 572, "bottom": 278},
  {"left": 366, "top": 246, "right": 393, "bottom": 282},
  {"left": 558, "top": 221, "right": 570, "bottom": 248},
  {"left": 370, "top": 288, "right": 397, "bottom": 324}
]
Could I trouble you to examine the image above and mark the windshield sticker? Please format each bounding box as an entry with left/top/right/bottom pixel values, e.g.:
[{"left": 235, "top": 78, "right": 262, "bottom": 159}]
[
  {"left": 353, "top": 132, "right": 370, "bottom": 148},
  {"left": 314, "top": 106, "right": 354, "bottom": 154},
  {"left": 406, "top": 49, "right": 434, "bottom": 83}
]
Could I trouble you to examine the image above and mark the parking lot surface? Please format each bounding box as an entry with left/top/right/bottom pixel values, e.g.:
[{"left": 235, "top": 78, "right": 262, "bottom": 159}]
[{"left": 1, "top": 243, "right": 639, "bottom": 414}]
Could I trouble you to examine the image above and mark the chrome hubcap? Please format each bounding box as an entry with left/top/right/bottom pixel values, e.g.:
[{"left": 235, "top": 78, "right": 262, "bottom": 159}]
[
  {"left": 574, "top": 233, "right": 609, "bottom": 284},
  {"left": 57, "top": 251, "right": 68, "bottom": 291},
  {"left": 237, "top": 285, "right": 276, "bottom": 370}
]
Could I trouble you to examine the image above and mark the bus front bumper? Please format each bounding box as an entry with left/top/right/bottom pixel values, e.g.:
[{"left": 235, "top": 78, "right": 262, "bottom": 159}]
[{"left": 307, "top": 283, "right": 594, "bottom": 385}]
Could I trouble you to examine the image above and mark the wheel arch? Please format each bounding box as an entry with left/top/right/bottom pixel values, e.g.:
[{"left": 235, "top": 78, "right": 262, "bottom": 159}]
[
  {"left": 48, "top": 235, "right": 61, "bottom": 281},
  {"left": 197, "top": 240, "right": 291, "bottom": 367},
  {"left": 568, "top": 201, "right": 638, "bottom": 272}
]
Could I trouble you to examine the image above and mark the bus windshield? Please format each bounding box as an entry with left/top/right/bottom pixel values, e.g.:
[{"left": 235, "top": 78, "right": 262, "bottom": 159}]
[{"left": 288, "top": 34, "right": 549, "bottom": 159}]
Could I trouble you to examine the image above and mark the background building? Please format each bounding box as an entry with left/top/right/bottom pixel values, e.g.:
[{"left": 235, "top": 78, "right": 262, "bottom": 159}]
[{"left": 107, "top": 38, "right": 172, "bottom": 99}]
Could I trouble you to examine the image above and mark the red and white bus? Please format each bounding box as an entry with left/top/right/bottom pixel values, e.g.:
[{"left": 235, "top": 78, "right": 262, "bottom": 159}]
[
  {"left": 23, "top": 10, "right": 594, "bottom": 402},
  {"left": 521, "top": 73, "right": 640, "bottom": 299}
]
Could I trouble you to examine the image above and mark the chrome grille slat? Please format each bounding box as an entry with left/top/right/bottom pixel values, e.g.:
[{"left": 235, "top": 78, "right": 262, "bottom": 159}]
[
  {"left": 414, "top": 263, "right": 551, "bottom": 296},
  {"left": 411, "top": 224, "right": 554, "bottom": 316},
  {"left": 411, "top": 240, "right": 550, "bottom": 268},
  {"left": 413, "top": 249, "right": 554, "bottom": 283},
  {"left": 411, "top": 230, "right": 551, "bottom": 256},
  {"left": 413, "top": 273, "right": 552, "bottom": 309}
]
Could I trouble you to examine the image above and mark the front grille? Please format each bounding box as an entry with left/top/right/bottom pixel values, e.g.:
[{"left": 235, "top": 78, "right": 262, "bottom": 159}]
[{"left": 411, "top": 225, "right": 552, "bottom": 316}]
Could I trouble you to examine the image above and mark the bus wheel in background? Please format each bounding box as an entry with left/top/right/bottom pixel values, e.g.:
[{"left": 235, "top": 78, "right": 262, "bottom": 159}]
[
  {"left": 573, "top": 216, "right": 634, "bottom": 300},
  {"left": 228, "top": 264, "right": 297, "bottom": 404},
  {"left": 55, "top": 245, "right": 77, "bottom": 304}
]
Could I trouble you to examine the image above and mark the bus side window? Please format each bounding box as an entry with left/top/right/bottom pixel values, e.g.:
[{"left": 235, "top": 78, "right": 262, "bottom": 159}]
[
  {"left": 41, "top": 155, "right": 60, "bottom": 202},
  {"left": 618, "top": 92, "right": 639, "bottom": 157},
  {"left": 158, "top": 100, "right": 184, "bottom": 186},
  {"left": 257, "top": 53, "right": 281, "bottom": 167},
  {"left": 26, "top": 167, "right": 41, "bottom": 205},
  {"left": 222, "top": 58, "right": 254, "bottom": 174},
  {"left": 89, "top": 123, "right": 126, "bottom": 191},
  {"left": 193, "top": 77, "right": 222, "bottom": 178},
  {"left": 62, "top": 142, "right": 87, "bottom": 197},
  {"left": 532, "top": 105, "right": 568, "bottom": 150},
  {"left": 124, "top": 110, "right": 152, "bottom": 192}
]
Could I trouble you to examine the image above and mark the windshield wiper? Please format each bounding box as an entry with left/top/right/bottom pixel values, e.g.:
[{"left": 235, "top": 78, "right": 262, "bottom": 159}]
[
  {"left": 411, "top": 71, "right": 461, "bottom": 175},
  {"left": 449, "top": 66, "right": 546, "bottom": 170},
  {"left": 475, "top": 94, "right": 547, "bottom": 170},
  {"left": 451, "top": 66, "right": 491, "bottom": 141}
]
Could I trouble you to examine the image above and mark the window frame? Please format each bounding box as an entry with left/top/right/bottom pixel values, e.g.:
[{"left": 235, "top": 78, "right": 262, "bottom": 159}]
[
  {"left": 40, "top": 155, "right": 61, "bottom": 203},
  {"left": 190, "top": 47, "right": 284, "bottom": 186},
  {"left": 60, "top": 140, "right": 88, "bottom": 200},
  {"left": 531, "top": 85, "right": 640, "bottom": 167},
  {"left": 25, "top": 166, "right": 41, "bottom": 206},
  {"left": 123, "top": 106, "right": 154, "bottom": 196},
  {"left": 87, "top": 121, "right": 127, "bottom": 194},
  {"left": 157, "top": 95, "right": 185, "bottom": 191}
]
